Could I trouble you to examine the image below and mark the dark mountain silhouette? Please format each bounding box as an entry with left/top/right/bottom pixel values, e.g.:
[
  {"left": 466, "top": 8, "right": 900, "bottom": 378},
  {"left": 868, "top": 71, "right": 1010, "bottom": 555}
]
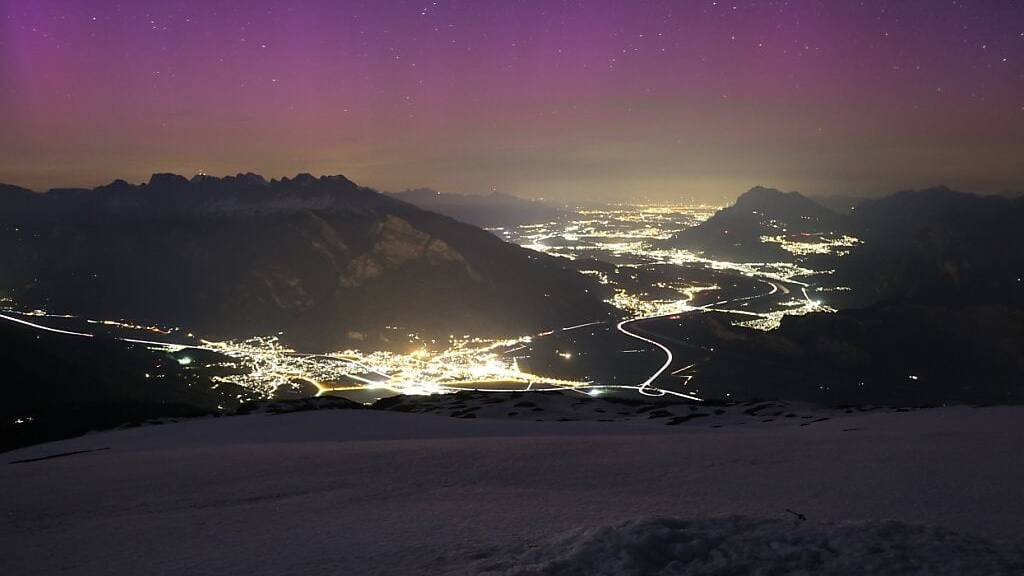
[
  {"left": 682, "top": 303, "right": 1024, "bottom": 406},
  {"left": 0, "top": 183, "right": 35, "bottom": 210},
  {"left": 659, "top": 185, "right": 1024, "bottom": 405},
  {"left": 833, "top": 187, "right": 1024, "bottom": 308},
  {"left": 0, "top": 319, "right": 247, "bottom": 451},
  {"left": 0, "top": 173, "right": 612, "bottom": 350},
  {"left": 809, "top": 194, "right": 867, "bottom": 214},
  {"left": 388, "top": 187, "right": 565, "bottom": 228},
  {"left": 667, "top": 186, "right": 846, "bottom": 261},
  {"left": 670, "top": 185, "right": 1024, "bottom": 310}
]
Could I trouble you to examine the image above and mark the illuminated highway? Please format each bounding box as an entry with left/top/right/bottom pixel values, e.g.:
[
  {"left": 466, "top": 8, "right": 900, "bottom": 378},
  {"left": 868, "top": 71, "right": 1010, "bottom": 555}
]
[
  {"left": 616, "top": 318, "right": 692, "bottom": 399},
  {"left": 0, "top": 312, "right": 95, "bottom": 338},
  {"left": 1, "top": 203, "right": 849, "bottom": 404},
  {"left": 497, "top": 203, "right": 841, "bottom": 398}
]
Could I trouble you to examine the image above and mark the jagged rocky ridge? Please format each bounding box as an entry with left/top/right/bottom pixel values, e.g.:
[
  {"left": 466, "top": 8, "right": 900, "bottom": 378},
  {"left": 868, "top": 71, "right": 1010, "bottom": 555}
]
[
  {"left": 0, "top": 173, "right": 612, "bottom": 350},
  {"left": 388, "top": 187, "right": 566, "bottom": 228}
]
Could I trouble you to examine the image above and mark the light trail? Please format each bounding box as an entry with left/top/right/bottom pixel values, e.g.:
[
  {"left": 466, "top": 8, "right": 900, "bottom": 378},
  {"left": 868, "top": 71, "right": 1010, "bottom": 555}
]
[
  {"left": 616, "top": 317, "right": 701, "bottom": 401},
  {"left": 0, "top": 309, "right": 598, "bottom": 399},
  {"left": 0, "top": 307, "right": 708, "bottom": 403},
  {"left": 561, "top": 320, "right": 604, "bottom": 331},
  {"left": 671, "top": 363, "right": 696, "bottom": 376},
  {"left": 610, "top": 274, "right": 813, "bottom": 401},
  {"left": 2, "top": 203, "right": 847, "bottom": 406},
  {"left": 0, "top": 313, "right": 94, "bottom": 338}
]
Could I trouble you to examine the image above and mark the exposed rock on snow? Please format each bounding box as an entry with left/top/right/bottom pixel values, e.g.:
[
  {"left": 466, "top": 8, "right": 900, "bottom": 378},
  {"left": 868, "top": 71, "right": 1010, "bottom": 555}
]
[
  {"left": 374, "top": 390, "right": 879, "bottom": 428},
  {"left": 459, "top": 516, "right": 1024, "bottom": 576}
]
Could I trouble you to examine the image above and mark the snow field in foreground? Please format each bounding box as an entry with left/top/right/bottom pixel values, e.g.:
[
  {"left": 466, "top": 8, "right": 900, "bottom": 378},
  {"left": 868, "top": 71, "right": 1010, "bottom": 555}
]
[{"left": 457, "top": 516, "right": 1024, "bottom": 576}]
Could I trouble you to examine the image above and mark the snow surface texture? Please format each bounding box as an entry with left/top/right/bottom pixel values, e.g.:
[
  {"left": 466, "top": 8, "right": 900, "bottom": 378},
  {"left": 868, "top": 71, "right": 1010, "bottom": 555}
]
[
  {"left": 3, "top": 402, "right": 1024, "bottom": 575},
  {"left": 458, "top": 516, "right": 1024, "bottom": 575},
  {"left": 375, "top": 392, "right": 859, "bottom": 427}
]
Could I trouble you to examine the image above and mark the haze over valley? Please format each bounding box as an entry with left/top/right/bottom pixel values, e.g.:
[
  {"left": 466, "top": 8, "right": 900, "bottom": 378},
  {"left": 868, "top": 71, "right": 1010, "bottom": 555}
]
[
  {"left": 5, "top": 175, "right": 1023, "bottom": 448},
  {"left": 3, "top": 2, "right": 1024, "bottom": 574}
]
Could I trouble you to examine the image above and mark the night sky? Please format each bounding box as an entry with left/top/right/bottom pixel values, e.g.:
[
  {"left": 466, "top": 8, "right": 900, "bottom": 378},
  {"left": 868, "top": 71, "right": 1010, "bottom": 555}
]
[{"left": 1, "top": 1, "right": 1022, "bottom": 201}]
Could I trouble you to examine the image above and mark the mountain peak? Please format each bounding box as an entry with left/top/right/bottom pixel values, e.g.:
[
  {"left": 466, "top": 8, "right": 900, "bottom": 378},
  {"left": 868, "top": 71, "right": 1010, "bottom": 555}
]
[
  {"left": 744, "top": 185, "right": 785, "bottom": 196},
  {"left": 146, "top": 173, "right": 191, "bottom": 189},
  {"left": 290, "top": 173, "right": 318, "bottom": 184},
  {"left": 734, "top": 186, "right": 812, "bottom": 210},
  {"left": 234, "top": 172, "right": 269, "bottom": 186},
  {"left": 0, "top": 183, "right": 36, "bottom": 196},
  {"left": 0, "top": 170, "right": 610, "bottom": 351},
  {"left": 732, "top": 187, "right": 835, "bottom": 218},
  {"left": 1, "top": 171, "right": 399, "bottom": 216}
]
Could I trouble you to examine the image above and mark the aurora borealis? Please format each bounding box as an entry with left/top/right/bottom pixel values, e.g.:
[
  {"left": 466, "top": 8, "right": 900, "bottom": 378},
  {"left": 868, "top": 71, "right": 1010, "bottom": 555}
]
[{"left": 1, "top": 0, "right": 1022, "bottom": 200}]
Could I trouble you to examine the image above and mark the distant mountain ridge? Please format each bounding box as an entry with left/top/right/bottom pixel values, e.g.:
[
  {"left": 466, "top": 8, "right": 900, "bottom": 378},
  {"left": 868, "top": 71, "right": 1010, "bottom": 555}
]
[
  {"left": 668, "top": 186, "right": 845, "bottom": 261},
  {"left": 5, "top": 172, "right": 404, "bottom": 215},
  {"left": 0, "top": 173, "right": 612, "bottom": 350},
  {"left": 680, "top": 302, "right": 1024, "bottom": 405},
  {"left": 808, "top": 194, "right": 867, "bottom": 214},
  {"left": 388, "top": 187, "right": 565, "bottom": 228},
  {"left": 836, "top": 186, "right": 1024, "bottom": 308},
  {"left": 670, "top": 184, "right": 1024, "bottom": 309},
  {"left": 663, "top": 185, "right": 1024, "bottom": 405}
]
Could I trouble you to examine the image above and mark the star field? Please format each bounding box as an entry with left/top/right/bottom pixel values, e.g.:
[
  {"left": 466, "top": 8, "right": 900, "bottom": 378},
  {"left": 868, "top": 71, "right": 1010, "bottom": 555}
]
[{"left": 1, "top": 0, "right": 1022, "bottom": 200}]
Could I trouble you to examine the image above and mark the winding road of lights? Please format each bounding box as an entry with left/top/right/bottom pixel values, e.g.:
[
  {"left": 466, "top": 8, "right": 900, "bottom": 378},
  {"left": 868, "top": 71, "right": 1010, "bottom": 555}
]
[{"left": 2, "top": 204, "right": 850, "bottom": 404}]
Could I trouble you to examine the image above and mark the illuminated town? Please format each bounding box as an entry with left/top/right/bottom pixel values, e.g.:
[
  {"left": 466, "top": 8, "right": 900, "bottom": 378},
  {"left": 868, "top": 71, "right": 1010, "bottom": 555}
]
[{"left": 1, "top": 203, "right": 855, "bottom": 404}]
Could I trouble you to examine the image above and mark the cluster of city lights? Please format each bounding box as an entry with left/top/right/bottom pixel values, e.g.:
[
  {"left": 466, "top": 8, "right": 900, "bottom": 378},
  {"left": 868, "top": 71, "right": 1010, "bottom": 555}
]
[
  {"left": 157, "top": 331, "right": 596, "bottom": 399},
  {"left": 608, "top": 284, "right": 721, "bottom": 320},
  {"left": 3, "top": 202, "right": 855, "bottom": 404},
  {"left": 497, "top": 204, "right": 718, "bottom": 262},
  {"left": 760, "top": 233, "right": 861, "bottom": 256},
  {"left": 0, "top": 307, "right": 592, "bottom": 402},
  {"left": 500, "top": 203, "right": 842, "bottom": 332},
  {"left": 86, "top": 318, "right": 176, "bottom": 335}
]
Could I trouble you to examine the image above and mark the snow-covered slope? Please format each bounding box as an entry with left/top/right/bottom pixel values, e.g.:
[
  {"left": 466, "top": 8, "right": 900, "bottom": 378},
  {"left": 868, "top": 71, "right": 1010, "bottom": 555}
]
[
  {"left": 2, "top": 403, "right": 1023, "bottom": 575},
  {"left": 465, "top": 517, "right": 1023, "bottom": 575},
  {"left": 374, "top": 391, "right": 875, "bottom": 426}
]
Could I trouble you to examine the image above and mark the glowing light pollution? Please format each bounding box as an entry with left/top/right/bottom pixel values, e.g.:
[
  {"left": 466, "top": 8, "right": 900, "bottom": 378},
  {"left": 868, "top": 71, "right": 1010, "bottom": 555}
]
[
  {"left": 0, "top": 203, "right": 842, "bottom": 403},
  {"left": 2, "top": 1, "right": 1023, "bottom": 200}
]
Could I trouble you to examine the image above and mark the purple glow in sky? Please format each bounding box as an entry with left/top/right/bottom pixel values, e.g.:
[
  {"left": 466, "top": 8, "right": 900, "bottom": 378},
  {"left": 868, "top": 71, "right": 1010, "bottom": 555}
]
[{"left": 1, "top": 0, "right": 1022, "bottom": 200}]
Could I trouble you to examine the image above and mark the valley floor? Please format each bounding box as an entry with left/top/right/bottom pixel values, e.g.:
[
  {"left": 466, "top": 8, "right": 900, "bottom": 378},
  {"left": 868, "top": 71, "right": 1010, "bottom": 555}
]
[{"left": 2, "top": 400, "right": 1023, "bottom": 575}]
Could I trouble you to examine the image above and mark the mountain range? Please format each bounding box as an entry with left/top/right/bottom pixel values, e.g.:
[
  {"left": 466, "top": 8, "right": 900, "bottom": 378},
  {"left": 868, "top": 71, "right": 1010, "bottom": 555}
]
[
  {"left": 0, "top": 173, "right": 612, "bottom": 350},
  {"left": 663, "top": 185, "right": 1024, "bottom": 405},
  {"left": 0, "top": 319, "right": 248, "bottom": 451},
  {"left": 669, "top": 185, "right": 1024, "bottom": 310},
  {"left": 683, "top": 303, "right": 1024, "bottom": 405},
  {"left": 836, "top": 187, "right": 1024, "bottom": 308},
  {"left": 667, "top": 186, "right": 846, "bottom": 261},
  {"left": 387, "top": 187, "right": 565, "bottom": 228}
]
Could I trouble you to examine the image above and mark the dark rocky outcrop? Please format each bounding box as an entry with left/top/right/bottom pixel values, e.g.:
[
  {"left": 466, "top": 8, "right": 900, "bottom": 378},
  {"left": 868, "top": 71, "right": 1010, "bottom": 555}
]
[{"left": 0, "top": 173, "right": 612, "bottom": 350}]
